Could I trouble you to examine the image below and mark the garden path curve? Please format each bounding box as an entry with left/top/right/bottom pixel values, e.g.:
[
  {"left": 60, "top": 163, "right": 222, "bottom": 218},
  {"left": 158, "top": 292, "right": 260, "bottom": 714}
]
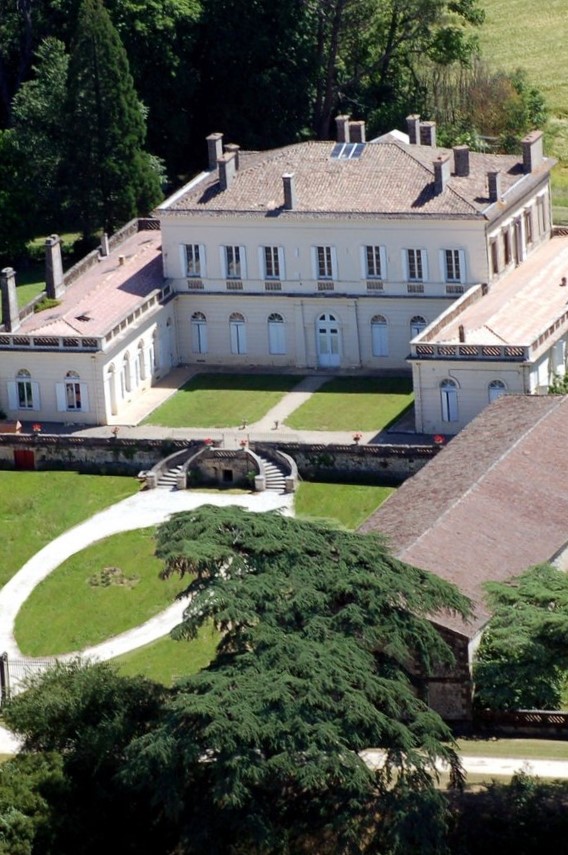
[{"left": 0, "top": 488, "right": 293, "bottom": 668}]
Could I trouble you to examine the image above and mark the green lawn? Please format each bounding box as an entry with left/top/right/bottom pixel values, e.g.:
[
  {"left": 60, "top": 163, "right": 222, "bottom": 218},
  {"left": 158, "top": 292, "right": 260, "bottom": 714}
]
[
  {"left": 15, "top": 528, "right": 182, "bottom": 656},
  {"left": 143, "top": 372, "right": 303, "bottom": 428},
  {"left": 113, "top": 626, "right": 220, "bottom": 686},
  {"left": 285, "top": 377, "right": 413, "bottom": 432},
  {"left": 0, "top": 472, "right": 138, "bottom": 589},
  {"left": 295, "top": 481, "right": 394, "bottom": 530},
  {"left": 479, "top": 0, "right": 567, "bottom": 118}
]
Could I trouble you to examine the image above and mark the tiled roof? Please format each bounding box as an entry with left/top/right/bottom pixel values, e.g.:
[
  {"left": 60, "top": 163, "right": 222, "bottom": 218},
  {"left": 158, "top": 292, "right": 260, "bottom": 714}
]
[
  {"left": 162, "top": 139, "right": 549, "bottom": 220},
  {"left": 18, "top": 230, "right": 164, "bottom": 339},
  {"left": 420, "top": 236, "right": 568, "bottom": 352},
  {"left": 359, "top": 395, "right": 568, "bottom": 638}
]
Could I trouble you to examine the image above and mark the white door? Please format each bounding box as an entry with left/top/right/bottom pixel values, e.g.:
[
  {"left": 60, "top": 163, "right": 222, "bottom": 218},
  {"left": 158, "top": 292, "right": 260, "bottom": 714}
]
[
  {"left": 316, "top": 314, "right": 340, "bottom": 367},
  {"left": 230, "top": 321, "right": 247, "bottom": 355}
]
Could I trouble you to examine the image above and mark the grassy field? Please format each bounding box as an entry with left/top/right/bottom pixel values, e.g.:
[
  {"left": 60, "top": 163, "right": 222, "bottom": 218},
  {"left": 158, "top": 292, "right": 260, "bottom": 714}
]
[
  {"left": 479, "top": 1, "right": 568, "bottom": 221},
  {"left": 295, "top": 481, "right": 394, "bottom": 530},
  {"left": 285, "top": 377, "right": 413, "bottom": 432},
  {"left": 455, "top": 737, "right": 568, "bottom": 761},
  {"left": 15, "top": 528, "right": 182, "bottom": 656},
  {"left": 113, "top": 626, "right": 219, "bottom": 686},
  {"left": 143, "top": 372, "right": 302, "bottom": 428},
  {"left": 0, "top": 472, "right": 138, "bottom": 589},
  {"left": 479, "top": 0, "right": 567, "bottom": 118}
]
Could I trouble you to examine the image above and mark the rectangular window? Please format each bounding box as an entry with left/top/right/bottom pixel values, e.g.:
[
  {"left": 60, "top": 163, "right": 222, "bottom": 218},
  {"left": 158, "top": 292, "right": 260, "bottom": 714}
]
[
  {"left": 317, "top": 246, "right": 333, "bottom": 279},
  {"left": 407, "top": 249, "right": 424, "bottom": 281},
  {"left": 490, "top": 240, "right": 499, "bottom": 275},
  {"left": 225, "top": 246, "right": 242, "bottom": 279},
  {"left": 65, "top": 381, "right": 82, "bottom": 410},
  {"left": 366, "top": 246, "right": 382, "bottom": 278},
  {"left": 503, "top": 230, "right": 511, "bottom": 266},
  {"left": 17, "top": 379, "right": 33, "bottom": 408},
  {"left": 185, "top": 244, "right": 201, "bottom": 277},
  {"left": 444, "top": 249, "right": 461, "bottom": 282},
  {"left": 524, "top": 209, "right": 533, "bottom": 245},
  {"left": 264, "top": 246, "right": 280, "bottom": 279}
]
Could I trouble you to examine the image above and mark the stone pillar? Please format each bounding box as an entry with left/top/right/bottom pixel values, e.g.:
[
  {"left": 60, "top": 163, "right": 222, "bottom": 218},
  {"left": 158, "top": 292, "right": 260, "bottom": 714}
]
[
  {"left": 224, "top": 143, "right": 240, "bottom": 170},
  {"left": 100, "top": 233, "right": 110, "bottom": 257},
  {"left": 433, "top": 155, "right": 451, "bottom": 194},
  {"left": 218, "top": 152, "right": 237, "bottom": 190},
  {"left": 335, "top": 115, "right": 350, "bottom": 143},
  {"left": 1, "top": 268, "right": 20, "bottom": 332},
  {"left": 45, "top": 234, "right": 64, "bottom": 299},
  {"left": 406, "top": 114, "right": 420, "bottom": 144}
]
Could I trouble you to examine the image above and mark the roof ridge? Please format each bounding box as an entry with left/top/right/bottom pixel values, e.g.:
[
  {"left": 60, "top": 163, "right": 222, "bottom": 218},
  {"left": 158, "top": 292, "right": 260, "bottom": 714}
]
[{"left": 392, "top": 139, "right": 480, "bottom": 214}]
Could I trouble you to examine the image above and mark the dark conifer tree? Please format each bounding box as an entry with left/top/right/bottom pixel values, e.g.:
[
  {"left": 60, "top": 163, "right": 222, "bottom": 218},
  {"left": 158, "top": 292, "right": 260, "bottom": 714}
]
[{"left": 64, "top": 0, "right": 161, "bottom": 239}]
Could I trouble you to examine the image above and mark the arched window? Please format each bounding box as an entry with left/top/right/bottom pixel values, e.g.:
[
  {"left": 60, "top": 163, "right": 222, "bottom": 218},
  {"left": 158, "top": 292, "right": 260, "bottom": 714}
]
[
  {"left": 488, "top": 379, "right": 507, "bottom": 403},
  {"left": 440, "top": 378, "right": 458, "bottom": 422},
  {"left": 229, "top": 312, "right": 246, "bottom": 354},
  {"left": 137, "top": 340, "right": 146, "bottom": 381},
  {"left": 8, "top": 369, "right": 39, "bottom": 411},
  {"left": 410, "top": 315, "right": 427, "bottom": 338},
  {"left": 371, "top": 314, "right": 388, "bottom": 357},
  {"left": 122, "top": 354, "right": 131, "bottom": 395},
  {"left": 268, "top": 313, "right": 286, "bottom": 355},
  {"left": 191, "top": 312, "right": 208, "bottom": 354},
  {"left": 55, "top": 370, "right": 88, "bottom": 412}
]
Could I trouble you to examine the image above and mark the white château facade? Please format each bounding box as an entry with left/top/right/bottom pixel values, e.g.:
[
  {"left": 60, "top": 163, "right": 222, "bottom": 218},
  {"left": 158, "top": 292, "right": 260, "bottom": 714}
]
[{"left": 0, "top": 117, "right": 562, "bottom": 431}]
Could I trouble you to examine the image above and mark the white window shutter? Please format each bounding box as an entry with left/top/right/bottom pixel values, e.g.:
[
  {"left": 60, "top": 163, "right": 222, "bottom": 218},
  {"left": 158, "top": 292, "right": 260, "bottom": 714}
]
[
  {"left": 56, "top": 383, "right": 67, "bottom": 411},
  {"left": 219, "top": 246, "right": 227, "bottom": 278},
  {"left": 379, "top": 246, "right": 387, "bottom": 279},
  {"left": 421, "top": 250, "right": 429, "bottom": 281},
  {"left": 239, "top": 246, "right": 247, "bottom": 279},
  {"left": 258, "top": 246, "right": 265, "bottom": 279},
  {"left": 278, "top": 247, "right": 286, "bottom": 281},
  {"left": 359, "top": 246, "right": 367, "bottom": 278},
  {"left": 7, "top": 382, "right": 17, "bottom": 410},
  {"left": 331, "top": 246, "right": 338, "bottom": 279},
  {"left": 401, "top": 250, "right": 408, "bottom": 281},
  {"left": 199, "top": 244, "right": 207, "bottom": 278},
  {"left": 80, "top": 384, "right": 89, "bottom": 413},
  {"left": 458, "top": 249, "right": 466, "bottom": 283},
  {"left": 179, "top": 244, "right": 187, "bottom": 277},
  {"left": 311, "top": 247, "right": 318, "bottom": 280},
  {"left": 31, "top": 381, "right": 40, "bottom": 410},
  {"left": 439, "top": 249, "right": 446, "bottom": 282}
]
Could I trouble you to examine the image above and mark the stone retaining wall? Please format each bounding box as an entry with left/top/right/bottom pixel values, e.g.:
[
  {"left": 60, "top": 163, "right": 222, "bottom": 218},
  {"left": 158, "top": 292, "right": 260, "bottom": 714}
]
[{"left": 0, "top": 435, "right": 438, "bottom": 482}]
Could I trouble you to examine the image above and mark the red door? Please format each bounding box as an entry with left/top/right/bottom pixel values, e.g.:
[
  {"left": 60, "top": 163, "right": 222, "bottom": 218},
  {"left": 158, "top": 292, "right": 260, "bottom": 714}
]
[{"left": 14, "top": 449, "right": 35, "bottom": 470}]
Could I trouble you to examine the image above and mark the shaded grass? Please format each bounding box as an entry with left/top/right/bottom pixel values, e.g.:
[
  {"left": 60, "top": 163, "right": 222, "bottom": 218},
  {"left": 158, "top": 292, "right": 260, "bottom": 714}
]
[
  {"left": 295, "top": 481, "right": 394, "bottom": 530},
  {"left": 455, "top": 737, "right": 568, "bottom": 761},
  {"left": 285, "top": 377, "right": 413, "bottom": 432},
  {"left": 143, "top": 372, "right": 303, "bottom": 428},
  {"left": 15, "top": 528, "right": 182, "bottom": 656},
  {"left": 0, "top": 472, "right": 138, "bottom": 589},
  {"left": 113, "top": 626, "right": 220, "bottom": 686}
]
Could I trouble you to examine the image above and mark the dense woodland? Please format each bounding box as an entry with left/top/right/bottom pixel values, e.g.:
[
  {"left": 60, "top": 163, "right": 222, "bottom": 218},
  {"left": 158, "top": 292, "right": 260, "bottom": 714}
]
[{"left": 0, "top": 0, "right": 546, "bottom": 260}]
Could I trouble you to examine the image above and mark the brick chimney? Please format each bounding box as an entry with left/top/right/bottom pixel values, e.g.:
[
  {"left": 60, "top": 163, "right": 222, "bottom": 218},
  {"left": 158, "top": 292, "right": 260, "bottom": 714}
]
[
  {"left": 406, "top": 114, "right": 420, "bottom": 145},
  {"left": 335, "top": 115, "right": 350, "bottom": 143},
  {"left": 419, "top": 121, "right": 437, "bottom": 147},
  {"left": 522, "top": 130, "right": 544, "bottom": 174},
  {"left": 349, "top": 120, "right": 366, "bottom": 143},
  {"left": 45, "top": 234, "right": 64, "bottom": 299},
  {"left": 224, "top": 143, "right": 240, "bottom": 170},
  {"left": 453, "top": 145, "right": 470, "bottom": 177},
  {"left": 488, "top": 170, "right": 502, "bottom": 203},
  {"left": 282, "top": 173, "right": 296, "bottom": 210},
  {"left": 218, "top": 151, "right": 237, "bottom": 191},
  {"left": 206, "top": 132, "right": 223, "bottom": 171},
  {"left": 1, "top": 268, "right": 20, "bottom": 332},
  {"left": 434, "top": 155, "right": 451, "bottom": 194}
]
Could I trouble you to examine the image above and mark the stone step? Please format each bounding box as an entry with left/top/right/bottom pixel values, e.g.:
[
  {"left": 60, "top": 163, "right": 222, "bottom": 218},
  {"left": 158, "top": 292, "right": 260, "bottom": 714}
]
[
  {"left": 157, "top": 464, "right": 184, "bottom": 490},
  {"left": 256, "top": 454, "right": 287, "bottom": 494}
]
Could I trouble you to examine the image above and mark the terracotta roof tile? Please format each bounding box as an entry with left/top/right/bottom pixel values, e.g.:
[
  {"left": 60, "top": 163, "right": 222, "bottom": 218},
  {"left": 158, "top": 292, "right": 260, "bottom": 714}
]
[
  {"left": 162, "top": 139, "right": 552, "bottom": 220},
  {"left": 359, "top": 395, "right": 568, "bottom": 638}
]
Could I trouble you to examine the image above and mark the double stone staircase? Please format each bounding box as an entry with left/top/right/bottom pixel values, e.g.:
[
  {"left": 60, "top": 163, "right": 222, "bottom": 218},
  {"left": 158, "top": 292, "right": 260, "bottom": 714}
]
[{"left": 157, "top": 452, "right": 287, "bottom": 493}]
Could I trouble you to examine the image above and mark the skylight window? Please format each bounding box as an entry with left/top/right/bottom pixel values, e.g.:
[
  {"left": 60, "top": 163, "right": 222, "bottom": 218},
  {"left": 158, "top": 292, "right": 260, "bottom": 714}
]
[{"left": 330, "top": 142, "right": 365, "bottom": 160}]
